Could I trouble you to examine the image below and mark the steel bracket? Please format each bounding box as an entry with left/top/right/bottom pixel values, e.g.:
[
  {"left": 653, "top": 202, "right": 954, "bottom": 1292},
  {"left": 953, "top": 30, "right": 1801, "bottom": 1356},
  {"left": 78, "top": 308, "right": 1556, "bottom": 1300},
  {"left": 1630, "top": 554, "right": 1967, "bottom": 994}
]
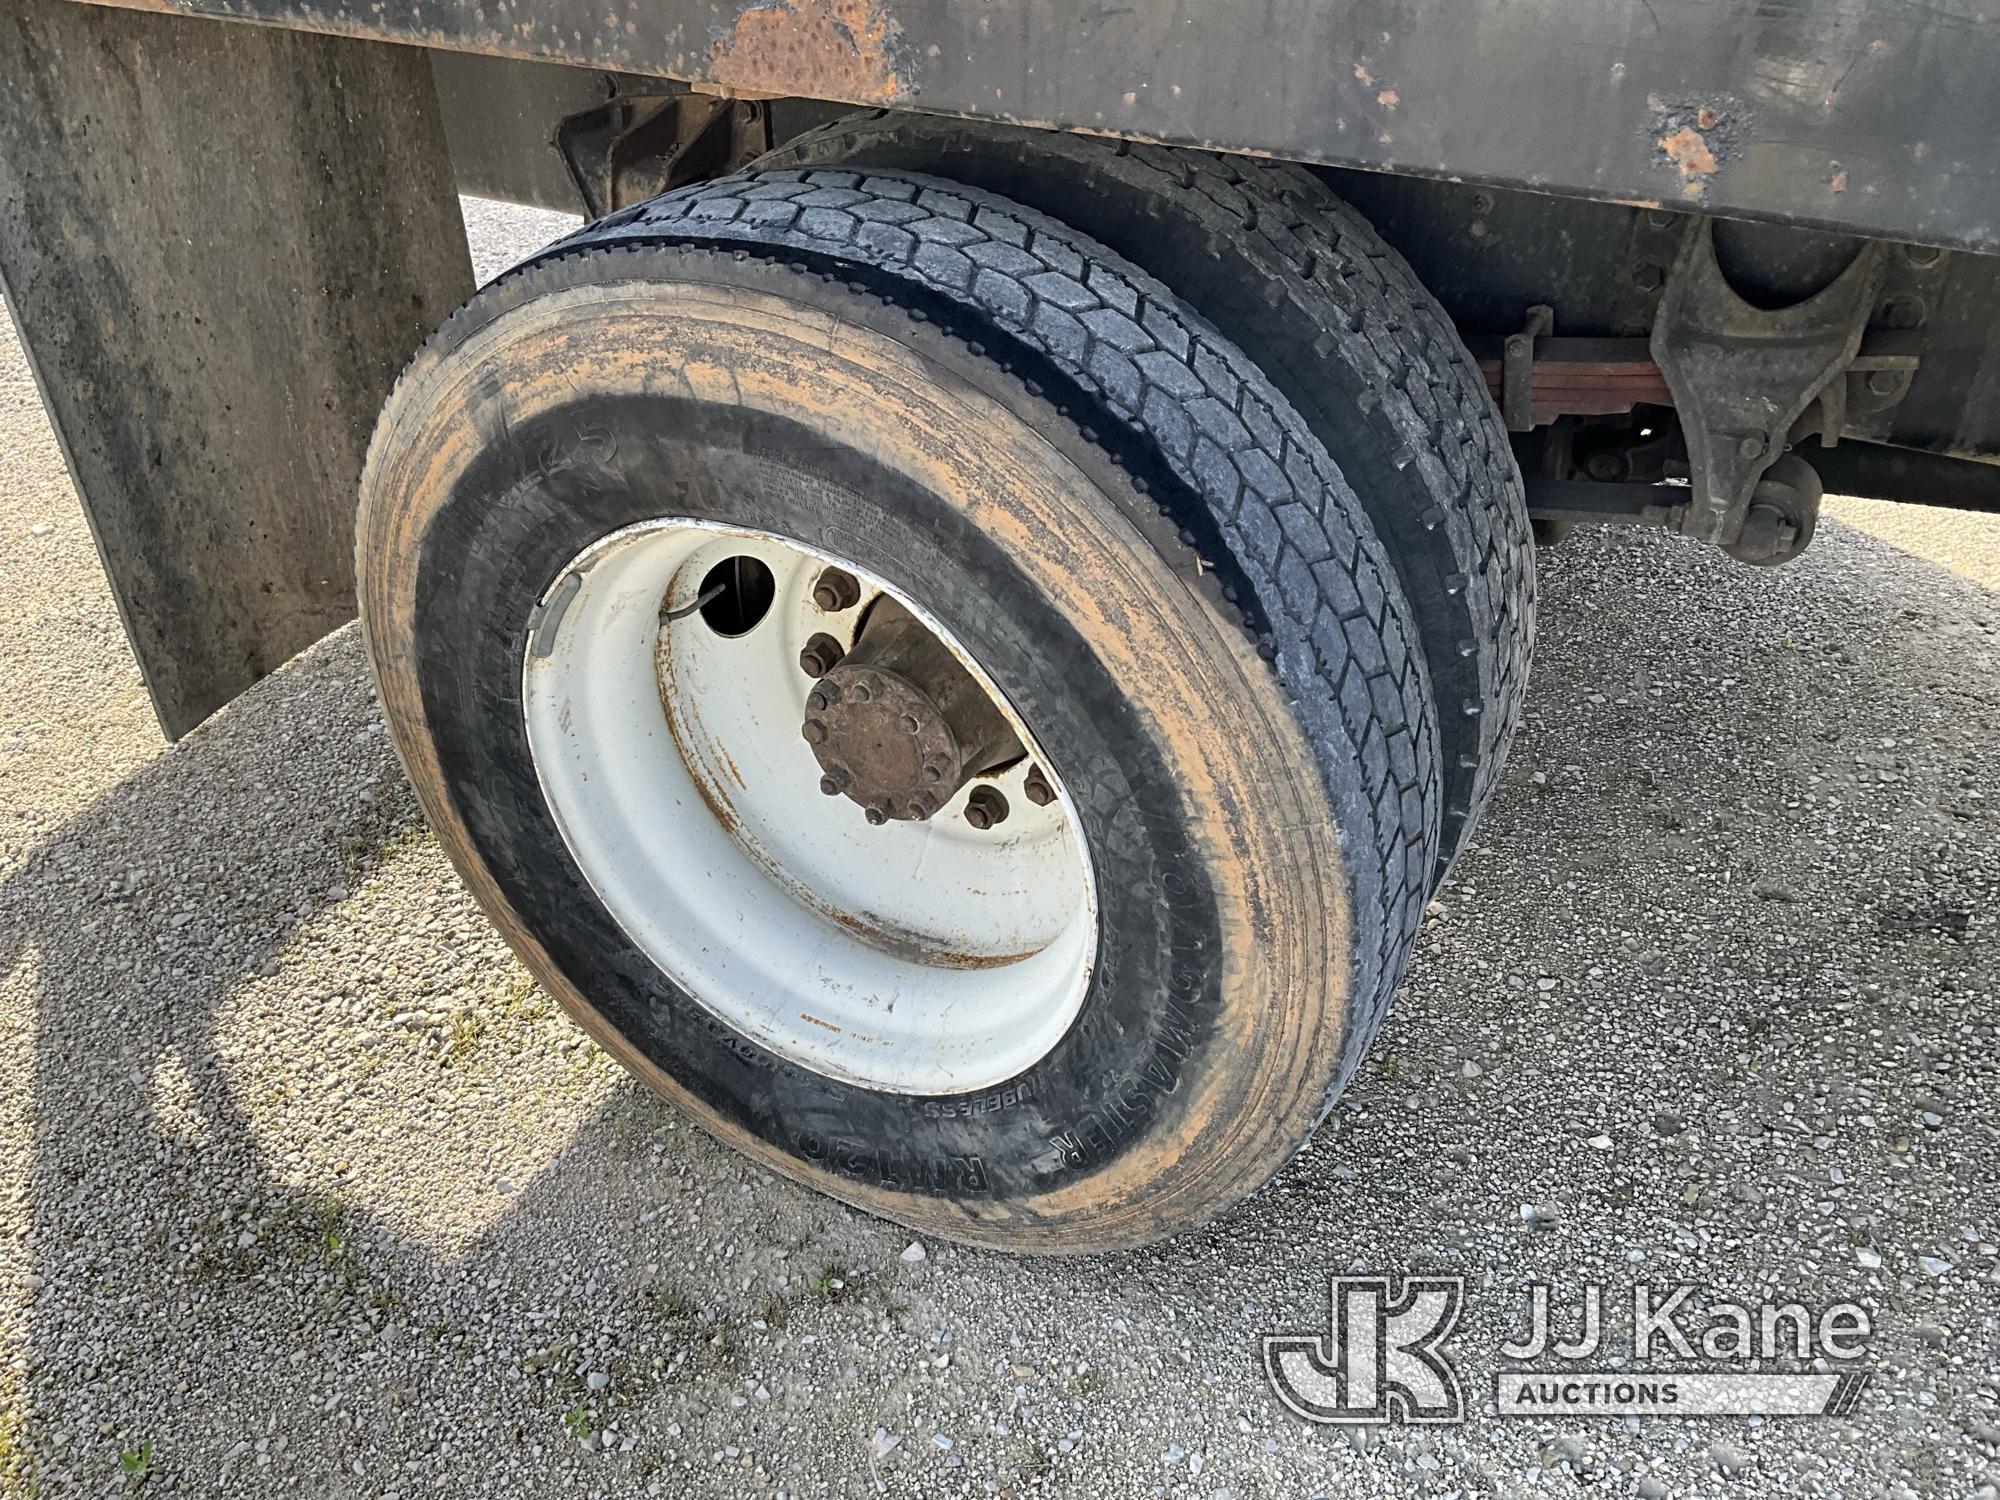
[
  {"left": 1501, "top": 303, "right": 1555, "bottom": 432},
  {"left": 1650, "top": 220, "right": 1885, "bottom": 546},
  {"left": 556, "top": 91, "right": 769, "bottom": 219}
]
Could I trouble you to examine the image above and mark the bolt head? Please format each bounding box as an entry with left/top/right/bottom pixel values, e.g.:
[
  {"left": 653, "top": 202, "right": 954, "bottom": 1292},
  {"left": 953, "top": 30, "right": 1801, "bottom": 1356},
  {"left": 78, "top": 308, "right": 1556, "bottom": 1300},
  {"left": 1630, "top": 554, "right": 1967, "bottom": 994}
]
[
  {"left": 801, "top": 719, "right": 827, "bottom": 745},
  {"left": 811, "top": 567, "right": 861, "bottom": 612},
  {"left": 964, "top": 786, "right": 1009, "bottom": 830},
  {"left": 864, "top": 805, "right": 888, "bottom": 826},
  {"left": 819, "top": 774, "right": 842, "bottom": 796},
  {"left": 1737, "top": 434, "right": 1767, "bottom": 459},
  {"left": 799, "top": 633, "right": 845, "bottom": 679}
]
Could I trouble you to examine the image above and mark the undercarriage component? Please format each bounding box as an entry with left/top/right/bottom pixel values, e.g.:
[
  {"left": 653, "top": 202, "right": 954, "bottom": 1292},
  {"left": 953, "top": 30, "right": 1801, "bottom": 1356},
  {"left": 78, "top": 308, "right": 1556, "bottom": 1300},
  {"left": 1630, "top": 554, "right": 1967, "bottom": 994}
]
[
  {"left": 1523, "top": 480, "right": 1688, "bottom": 530},
  {"left": 556, "top": 91, "right": 770, "bottom": 219},
  {"left": 1525, "top": 453, "right": 1822, "bottom": 566},
  {"left": 1804, "top": 439, "right": 2000, "bottom": 512},
  {"left": 1650, "top": 219, "right": 1885, "bottom": 550},
  {"left": 1501, "top": 304, "right": 1555, "bottom": 432},
  {"left": 1722, "top": 455, "right": 1821, "bottom": 566},
  {"left": 1475, "top": 338, "right": 1674, "bottom": 427},
  {"left": 1477, "top": 330, "right": 1920, "bottom": 435}
]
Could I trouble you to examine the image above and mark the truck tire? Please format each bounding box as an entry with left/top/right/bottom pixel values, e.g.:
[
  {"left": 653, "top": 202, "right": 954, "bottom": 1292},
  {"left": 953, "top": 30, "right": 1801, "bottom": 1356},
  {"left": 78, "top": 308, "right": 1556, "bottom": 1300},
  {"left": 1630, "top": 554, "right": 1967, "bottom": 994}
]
[
  {"left": 358, "top": 181, "right": 1437, "bottom": 1250},
  {"left": 760, "top": 115, "right": 1535, "bottom": 882}
]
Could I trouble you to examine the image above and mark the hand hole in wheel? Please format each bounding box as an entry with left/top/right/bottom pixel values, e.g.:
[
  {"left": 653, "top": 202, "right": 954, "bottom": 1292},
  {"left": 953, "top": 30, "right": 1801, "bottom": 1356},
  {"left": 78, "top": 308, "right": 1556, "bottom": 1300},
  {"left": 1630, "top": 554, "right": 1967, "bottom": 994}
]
[{"left": 697, "top": 554, "right": 776, "bottom": 637}]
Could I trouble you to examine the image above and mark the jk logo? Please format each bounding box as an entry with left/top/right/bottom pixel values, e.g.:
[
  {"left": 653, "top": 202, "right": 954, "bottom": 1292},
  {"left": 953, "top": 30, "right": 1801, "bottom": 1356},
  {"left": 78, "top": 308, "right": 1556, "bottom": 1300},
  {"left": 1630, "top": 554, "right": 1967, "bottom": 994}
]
[{"left": 1263, "top": 1275, "right": 1465, "bottom": 1424}]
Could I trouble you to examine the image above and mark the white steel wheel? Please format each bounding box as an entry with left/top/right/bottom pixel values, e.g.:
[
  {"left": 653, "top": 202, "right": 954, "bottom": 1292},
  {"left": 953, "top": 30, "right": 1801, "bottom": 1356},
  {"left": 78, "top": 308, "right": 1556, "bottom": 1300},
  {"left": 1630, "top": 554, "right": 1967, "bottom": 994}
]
[{"left": 521, "top": 519, "right": 1097, "bottom": 1096}]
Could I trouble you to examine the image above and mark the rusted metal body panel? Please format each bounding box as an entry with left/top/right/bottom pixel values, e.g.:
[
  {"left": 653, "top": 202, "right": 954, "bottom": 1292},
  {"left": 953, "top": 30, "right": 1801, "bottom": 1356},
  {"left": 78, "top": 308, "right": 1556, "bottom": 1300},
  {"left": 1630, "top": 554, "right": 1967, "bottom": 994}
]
[
  {"left": 0, "top": 1, "right": 474, "bottom": 737},
  {"left": 60, "top": 0, "right": 2000, "bottom": 256}
]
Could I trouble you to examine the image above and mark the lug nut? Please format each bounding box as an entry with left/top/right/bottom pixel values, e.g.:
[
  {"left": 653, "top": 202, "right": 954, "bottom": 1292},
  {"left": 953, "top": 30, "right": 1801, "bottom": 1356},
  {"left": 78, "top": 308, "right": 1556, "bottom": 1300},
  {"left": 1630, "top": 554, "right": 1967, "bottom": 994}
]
[
  {"left": 1023, "top": 766, "right": 1056, "bottom": 807},
  {"left": 964, "top": 786, "right": 1009, "bottom": 830},
  {"left": 801, "top": 718, "right": 828, "bottom": 745},
  {"left": 799, "top": 633, "right": 845, "bottom": 678},
  {"left": 812, "top": 567, "right": 862, "bottom": 612},
  {"left": 864, "top": 803, "right": 889, "bottom": 826},
  {"left": 818, "top": 772, "right": 846, "bottom": 796}
]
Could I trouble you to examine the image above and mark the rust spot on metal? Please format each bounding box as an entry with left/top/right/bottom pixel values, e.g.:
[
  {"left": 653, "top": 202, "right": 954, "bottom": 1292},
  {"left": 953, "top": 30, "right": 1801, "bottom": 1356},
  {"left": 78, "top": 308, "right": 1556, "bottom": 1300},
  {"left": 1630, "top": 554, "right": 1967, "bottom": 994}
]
[
  {"left": 708, "top": 0, "right": 908, "bottom": 105},
  {"left": 814, "top": 895, "right": 1040, "bottom": 970},
  {"left": 656, "top": 622, "right": 748, "bottom": 843},
  {"left": 681, "top": 732, "right": 747, "bottom": 838},
  {"left": 799, "top": 1012, "right": 843, "bottom": 1033},
  {"left": 1829, "top": 168, "right": 1849, "bottom": 194},
  {"left": 1650, "top": 98, "right": 1745, "bottom": 201},
  {"left": 76, "top": 0, "right": 185, "bottom": 13},
  {"left": 1476, "top": 345, "right": 1673, "bottom": 424},
  {"left": 1657, "top": 127, "right": 1718, "bottom": 187},
  {"left": 1352, "top": 63, "right": 1375, "bottom": 86},
  {"left": 1376, "top": 89, "right": 1399, "bottom": 110}
]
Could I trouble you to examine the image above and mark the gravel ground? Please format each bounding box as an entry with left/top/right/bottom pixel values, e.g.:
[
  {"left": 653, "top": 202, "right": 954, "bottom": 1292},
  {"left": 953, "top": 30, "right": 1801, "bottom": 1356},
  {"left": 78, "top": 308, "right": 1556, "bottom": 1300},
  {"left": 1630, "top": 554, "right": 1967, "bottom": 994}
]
[{"left": 0, "top": 198, "right": 1995, "bottom": 1500}]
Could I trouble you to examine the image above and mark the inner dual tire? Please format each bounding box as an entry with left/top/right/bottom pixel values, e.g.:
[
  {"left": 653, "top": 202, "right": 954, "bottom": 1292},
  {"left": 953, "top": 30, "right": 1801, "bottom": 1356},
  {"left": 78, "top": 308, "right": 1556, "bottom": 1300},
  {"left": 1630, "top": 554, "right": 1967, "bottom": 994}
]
[
  {"left": 359, "top": 168, "right": 1443, "bottom": 1250},
  {"left": 761, "top": 116, "right": 1537, "bottom": 880}
]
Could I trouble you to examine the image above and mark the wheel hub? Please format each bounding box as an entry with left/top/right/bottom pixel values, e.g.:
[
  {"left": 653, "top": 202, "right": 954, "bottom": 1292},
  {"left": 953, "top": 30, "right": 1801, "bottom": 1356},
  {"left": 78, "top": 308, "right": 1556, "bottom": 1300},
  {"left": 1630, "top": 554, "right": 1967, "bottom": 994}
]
[
  {"left": 804, "top": 663, "right": 961, "bottom": 823},
  {"left": 801, "top": 596, "right": 1022, "bottom": 823}
]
